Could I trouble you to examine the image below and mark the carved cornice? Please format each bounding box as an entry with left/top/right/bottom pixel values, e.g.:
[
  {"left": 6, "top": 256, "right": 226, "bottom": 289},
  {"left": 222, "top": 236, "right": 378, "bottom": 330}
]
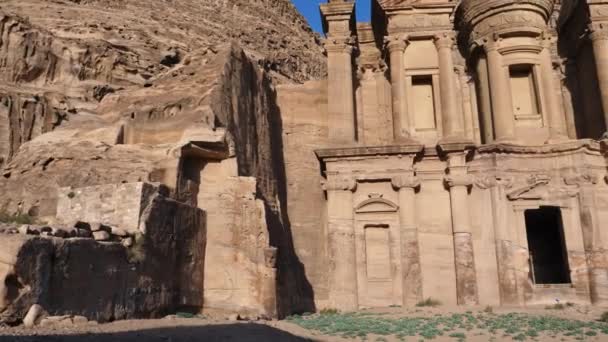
[
  {"left": 476, "top": 139, "right": 601, "bottom": 155},
  {"left": 322, "top": 176, "right": 357, "bottom": 192},
  {"left": 391, "top": 175, "right": 421, "bottom": 190},
  {"left": 315, "top": 144, "right": 424, "bottom": 160}
]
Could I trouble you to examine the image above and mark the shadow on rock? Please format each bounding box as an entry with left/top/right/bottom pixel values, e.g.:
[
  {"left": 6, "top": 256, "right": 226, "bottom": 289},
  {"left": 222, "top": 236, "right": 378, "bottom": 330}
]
[{"left": 0, "top": 323, "right": 316, "bottom": 342}]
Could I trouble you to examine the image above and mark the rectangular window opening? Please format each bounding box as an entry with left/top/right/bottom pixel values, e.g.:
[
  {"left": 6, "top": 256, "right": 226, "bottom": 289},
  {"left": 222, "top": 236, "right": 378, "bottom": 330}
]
[
  {"left": 524, "top": 206, "right": 571, "bottom": 285},
  {"left": 509, "top": 64, "right": 540, "bottom": 117},
  {"left": 411, "top": 75, "right": 437, "bottom": 130}
]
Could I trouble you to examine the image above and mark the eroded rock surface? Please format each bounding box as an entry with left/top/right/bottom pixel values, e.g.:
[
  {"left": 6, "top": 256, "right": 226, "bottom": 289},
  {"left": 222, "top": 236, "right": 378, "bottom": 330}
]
[{"left": 0, "top": 0, "right": 325, "bottom": 167}]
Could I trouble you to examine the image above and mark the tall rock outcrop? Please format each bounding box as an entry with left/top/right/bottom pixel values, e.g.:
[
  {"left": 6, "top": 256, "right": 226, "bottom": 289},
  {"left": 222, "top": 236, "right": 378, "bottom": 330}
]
[
  {"left": 0, "top": 0, "right": 326, "bottom": 167},
  {"left": 0, "top": 0, "right": 325, "bottom": 317}
]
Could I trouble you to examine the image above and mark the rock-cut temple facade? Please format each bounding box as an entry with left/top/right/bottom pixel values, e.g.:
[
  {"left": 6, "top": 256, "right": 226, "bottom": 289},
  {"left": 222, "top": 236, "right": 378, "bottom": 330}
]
[
  {"left": 5, "top": 0, "right": 608, "bottom": 323},
  {"left": 287, "top": 0, "right": 608, "bottom": 311}
]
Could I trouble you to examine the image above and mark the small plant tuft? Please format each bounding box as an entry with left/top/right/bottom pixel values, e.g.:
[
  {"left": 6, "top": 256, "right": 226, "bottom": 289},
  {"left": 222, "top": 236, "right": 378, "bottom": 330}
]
[
  {"left": 319, "top": 308, "right": 339, "bottom": 315},
  {"left": 416, "top": 298, "right": 441, "bottom": 307},
  {"left": 484, "top": 305, "right": 494, "bottom": 314},
  {"left": 126, "top": 232, "right": 146, "bottom": 263},
  {"left": 67, "top": 191, "right": 76, "bottom": 199},
  {"left": 545, "top": 303, "right": 565, "bottom": 310},
  {"left": 599, "top": 311, "right": 608, "bottom": 323}
]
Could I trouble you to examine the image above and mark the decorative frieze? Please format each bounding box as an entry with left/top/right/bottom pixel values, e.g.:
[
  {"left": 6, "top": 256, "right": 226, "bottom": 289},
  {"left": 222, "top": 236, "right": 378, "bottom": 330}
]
[
  {"left": 322, "top": 176, "right": 357, "bottom": 192},
  {"left": 564, "top": 172, "right": 600, "bottom": 186},
  {"left": 474, "top": 175, "right": 515, "bottom": 189}
]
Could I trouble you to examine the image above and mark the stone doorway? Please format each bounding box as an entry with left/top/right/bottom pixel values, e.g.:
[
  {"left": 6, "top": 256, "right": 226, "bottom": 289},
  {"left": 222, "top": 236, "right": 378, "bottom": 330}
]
[
  {"left": 524, "top": 206, "right": 571, "bottom": 285},
  {"left": 355, "top": 219, "right": 400, "bottom": 309}
]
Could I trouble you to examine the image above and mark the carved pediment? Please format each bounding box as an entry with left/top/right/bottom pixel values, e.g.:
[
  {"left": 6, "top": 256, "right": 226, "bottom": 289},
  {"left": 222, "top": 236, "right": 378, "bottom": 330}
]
[
  {"left": 507, "top": 174, "right": 578, "bottom": 200},
  {"left": 355, "top": 195, "right": 399, "bottom": 213}
]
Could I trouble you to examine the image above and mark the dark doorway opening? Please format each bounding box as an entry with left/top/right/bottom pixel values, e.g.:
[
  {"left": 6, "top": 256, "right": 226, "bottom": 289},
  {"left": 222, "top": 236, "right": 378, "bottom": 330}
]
[{"left": 524, "top": 206, "right": 571, "bottom": 284}]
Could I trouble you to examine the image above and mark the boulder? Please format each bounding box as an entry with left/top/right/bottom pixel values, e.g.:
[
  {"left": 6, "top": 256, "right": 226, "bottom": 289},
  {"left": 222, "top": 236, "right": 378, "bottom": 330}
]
[
  {"left": 51, "top": 227, "right": 68, "bottom": 238},
  {"left": 23, "top": 304, "right": 45, "bottom": 328},
  {"left": 18, "top": 225, "right": 29, "bottom": 235},
  {"left": 121, "top": 237, "right": 134, "bottom": 248},
  {"left": 110, "top": 227, "right": 128, "bottom": 237}
]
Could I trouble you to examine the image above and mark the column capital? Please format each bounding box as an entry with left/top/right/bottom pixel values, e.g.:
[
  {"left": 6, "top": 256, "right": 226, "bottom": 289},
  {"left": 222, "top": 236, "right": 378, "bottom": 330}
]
[
  {"left": 384, "top": 34, "right": 409, "bottom": 53},
  {"left": 589, "top": 22, "right": 608, "bottom": 42},
  {"left": 433, "top": 31, "right": 456, "bottom": 49},
  {"left": 445, "top": 174, "right": 473, "bottom": 188},
  {"left": 391, "top": 175, "right": 421, "bottom": 190},
  {"left": 357, "top": 60, "right": 388, "bottom": 81},
  {"left": 324, "top": 36, "right": 357, "bottom": 54},
  {"left": 322, "top": 176, "right": 357, "bottom": 192},
  {"left": 476, "top": 33, "right": 502, "bottom": 53},
  {"left": 538, "top": 31, "right": 556, "bottom": 48}
]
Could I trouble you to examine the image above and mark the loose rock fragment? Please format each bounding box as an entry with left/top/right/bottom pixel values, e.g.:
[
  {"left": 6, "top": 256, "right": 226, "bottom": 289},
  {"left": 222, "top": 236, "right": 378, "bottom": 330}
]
[
  {"left": 23, "top": 304, "right": 45, "bottom": 328},
  {"left": 92, "top": 231, "right": 110, "bottom": 241}
]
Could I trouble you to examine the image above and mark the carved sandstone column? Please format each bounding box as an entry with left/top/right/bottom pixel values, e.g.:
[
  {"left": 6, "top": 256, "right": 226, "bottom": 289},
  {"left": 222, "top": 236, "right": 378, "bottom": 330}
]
[
  {"left": 324, "top": 176, "right": 358, "bottom": 311},
  {"left": 484, "top": 39, "right": 516, "bottom": 142},
  {"left": 386, "top": 35, "right": 411, "bottom": 141},
  {"left": 539, "top": 35, "right": 568, "bottom": 142},
  {"left": 441, "top": 145, "right": 479, "bottom": 305},
  {"left": 326, "top": 38, "right": 357, "bottom": 144},
  {"left": 476, "top": 54, "right": 494, "bottom": 143},
  {"left": 392, "top": 174, "right": 423, "bottom": 306},
  {"left": 589, "top": 23, "right": 608, "bottom": 132},
  {"left": 320, "top": 1, "right": 357, "bottom": 144},
  {"left": 435, "top": 32, "right": 465, "bottom": 139}
]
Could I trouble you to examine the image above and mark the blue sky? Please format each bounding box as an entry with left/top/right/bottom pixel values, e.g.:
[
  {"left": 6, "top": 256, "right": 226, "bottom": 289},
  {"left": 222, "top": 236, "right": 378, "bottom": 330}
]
[{"left": 291, "top": 0, "right": 372, "bottom": 33}]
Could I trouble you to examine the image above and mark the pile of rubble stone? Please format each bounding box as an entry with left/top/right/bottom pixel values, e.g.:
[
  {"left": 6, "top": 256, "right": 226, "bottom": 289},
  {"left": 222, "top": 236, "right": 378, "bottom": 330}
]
[{"left": 0, "top": 221, "right": 134, "bottom": 247}]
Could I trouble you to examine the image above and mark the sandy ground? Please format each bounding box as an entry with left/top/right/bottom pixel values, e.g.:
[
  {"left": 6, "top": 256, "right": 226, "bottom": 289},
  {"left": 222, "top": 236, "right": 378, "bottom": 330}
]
[{"left": 1, "top": 306, "right": 607, "bottom": 341}]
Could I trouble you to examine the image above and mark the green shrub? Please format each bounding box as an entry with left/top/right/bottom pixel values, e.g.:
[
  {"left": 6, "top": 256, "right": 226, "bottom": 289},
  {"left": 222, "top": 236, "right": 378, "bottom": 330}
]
[
  {"left": 0, "top": 210, "right": 35, "bottom": 224},
  {"left": 416, "top": 298, "right": 441, "bottom": 307},
  {"left": 545, "top": 303, "right": 565, "bottom": 310},
  {"left": 484, "top": 306, "right": 494, "bottom": 314},
  {"left": 599, "top": 311, "right": 608, "bottom": 323}
]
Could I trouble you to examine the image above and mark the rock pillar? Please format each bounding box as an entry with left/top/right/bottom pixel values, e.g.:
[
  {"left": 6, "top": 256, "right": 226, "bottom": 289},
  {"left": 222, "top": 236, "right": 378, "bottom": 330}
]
[
  {"left": 434, "top": 32, "right": 465, "bottom": 139},
  {"left": 324, "top": 176, "right": 358, "bottom": 311},
  {"left": 440, "top": 143, "right": 479, "bottom": 305},
  {"left": 321, "top": 2, "right": 357, "bottom": 144},
  {"left": 484, "top": 40, "right": 516, "bottom": 142},
  {"left": 539, "top": 35, "right": 568, "bottom": 142},
  {"left": 589, "top": 23, "right": 608, "bottom": 133},
  {"left": 386, "top": 35, "right": 411, "bottom": 141},
  {"left": 392, "top": 173, "right": 423, "bottom": 306}
]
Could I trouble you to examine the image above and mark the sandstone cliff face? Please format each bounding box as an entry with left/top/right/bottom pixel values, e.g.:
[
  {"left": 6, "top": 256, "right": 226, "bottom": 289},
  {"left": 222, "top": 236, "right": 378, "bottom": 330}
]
[{"left": 0, "top": 0, "right": 325, "bottom": 166}]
